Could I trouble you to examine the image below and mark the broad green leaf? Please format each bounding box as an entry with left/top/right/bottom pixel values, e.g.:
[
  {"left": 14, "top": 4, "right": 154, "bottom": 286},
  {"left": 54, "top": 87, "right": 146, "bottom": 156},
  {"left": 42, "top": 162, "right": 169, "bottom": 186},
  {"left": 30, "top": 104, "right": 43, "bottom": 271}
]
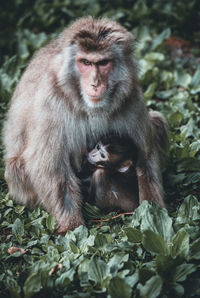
[
  {"left": 138, "top": 268, "right": 155, "bottom": 284},
  {"left": 80, "top": 235, "right": 95, "bottom": 252},
  {"left": 18, "top": 41, "right": 29, "bottom": 60},
  {"left": 132, "top": 201, "right": 174, "bottom": 242},
  {"left": 12, "top": 218, "right": 24, "bottom": 244},
  {"left": 150, "top": 28, "right": 171, "bottom": 50},
  {"left": 190, "top": 140, "right": 200, "bottom": 156},
  {"left": 73, "top": 225, "right": 88, "bottom": 247},
  {"left": 108, "top": 276, "right": 132, "bottom": 298},
  {"left": 69, "top": 241, "right": 79, "bottom": 254},
  {"left": 55, "top": 268, "right": 75, "bottom": 287},
  {"left": 168, "top": 111, "right": 184, "bottom": 124},
  {"left": 190, "top": 238, "right": 200, "bottom": 259},
  {"left": 142, "top": 230, "right": 169, "bottom": 255},
  {"left": 190, "top": 64, "right": 200, "bottom": 87},
  {"left": 5, "top": 275, "right": 21, "bottom": 298},
  {"left": 174, "top": 69, "right": 192, "bottom": 88},
  {"left": 108, "top": 253, "right": 129, "bottom": 275},
  {"left": 137, "top": 275, "right": 163, "bottom": 298},
  {"left": 145, "top": 52, "right": 165, "bottom": 61},
  {"left": 144, "top": 82, "right": 157, "bottom": 99},
  {"left": 124, "top": 227, "right": 142, "bottom": 243},
  {"left": 94, "top": 233, "right": 110, "bottom": 248},
  {"left": 172, "top": 283, "right": 184, "bottom": 296},
  {"left": 45, "top": 214, "right": 56, "bottom": 232},
  {"left": 174, "top": 264, "right": 196, "bottom": 282},
  {"left": 88, "top": 257, "right": 109, "bottom": 284},
  {"left": 170, "top": 228, "right": 189, "bottom": 259},
  {"left": 180, "top": 118, "right": 198, "bottom": 138},
  {"left": 155, "top": 89, "right": 173, "bottom": 100},
  {"left": 175, "top": 195, "right": 200, "bottom": 225},
  {"left": 23, "top": 272, "right": 41, "bottom": 298},
  {"left": 156, "top": 255, "right": 179, "bottom": 281}
]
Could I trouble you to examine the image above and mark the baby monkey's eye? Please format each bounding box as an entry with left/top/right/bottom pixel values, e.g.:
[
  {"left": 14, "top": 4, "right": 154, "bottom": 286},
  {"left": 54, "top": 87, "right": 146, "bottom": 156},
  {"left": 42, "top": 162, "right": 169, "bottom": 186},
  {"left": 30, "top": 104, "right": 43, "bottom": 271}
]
[
  {"left": 101, "top": 153, "right": 106, "bottom": 159},
  {"left": 96, "top": 144, "right": 100, "bottom": 150}
]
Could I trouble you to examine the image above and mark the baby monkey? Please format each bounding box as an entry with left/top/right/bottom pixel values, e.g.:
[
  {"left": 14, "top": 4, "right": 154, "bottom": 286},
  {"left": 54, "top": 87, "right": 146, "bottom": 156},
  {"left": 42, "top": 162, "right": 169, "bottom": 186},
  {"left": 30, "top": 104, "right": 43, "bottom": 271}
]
[{"left": 81, "top": 136, "right": 139, "bottom": 212}]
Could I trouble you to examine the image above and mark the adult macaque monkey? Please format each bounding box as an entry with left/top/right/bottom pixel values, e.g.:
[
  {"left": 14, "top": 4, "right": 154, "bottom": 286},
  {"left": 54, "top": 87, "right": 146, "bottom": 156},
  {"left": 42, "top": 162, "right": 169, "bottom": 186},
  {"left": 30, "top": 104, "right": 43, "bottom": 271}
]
[{"left": 3, "top": 17, "right": 168, "bottom": 234}]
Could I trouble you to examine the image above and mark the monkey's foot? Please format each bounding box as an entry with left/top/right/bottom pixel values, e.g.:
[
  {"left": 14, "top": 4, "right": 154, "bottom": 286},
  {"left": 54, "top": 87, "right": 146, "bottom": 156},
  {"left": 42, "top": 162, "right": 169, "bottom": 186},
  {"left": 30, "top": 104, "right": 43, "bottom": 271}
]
[{"left": 56, "top": 214, "right": 85, "bottom": 235}]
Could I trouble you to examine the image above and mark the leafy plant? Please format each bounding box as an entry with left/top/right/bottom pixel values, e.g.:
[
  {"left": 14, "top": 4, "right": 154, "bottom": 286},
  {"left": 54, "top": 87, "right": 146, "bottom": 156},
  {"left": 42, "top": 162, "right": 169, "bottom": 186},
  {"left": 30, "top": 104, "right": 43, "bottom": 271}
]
[{"left": 0, "top": 1, "right": 200, "bottom": 297}]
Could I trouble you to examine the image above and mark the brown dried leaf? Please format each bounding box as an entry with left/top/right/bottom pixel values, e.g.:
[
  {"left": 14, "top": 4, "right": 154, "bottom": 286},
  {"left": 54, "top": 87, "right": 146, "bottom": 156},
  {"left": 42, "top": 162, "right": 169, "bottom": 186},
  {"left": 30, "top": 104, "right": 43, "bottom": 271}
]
[
  {"left": 8, "top": 246, "right": 27, "bottom": 255},
  {"left": 49, "top": 263, "right": 62, "bottom": 276}
]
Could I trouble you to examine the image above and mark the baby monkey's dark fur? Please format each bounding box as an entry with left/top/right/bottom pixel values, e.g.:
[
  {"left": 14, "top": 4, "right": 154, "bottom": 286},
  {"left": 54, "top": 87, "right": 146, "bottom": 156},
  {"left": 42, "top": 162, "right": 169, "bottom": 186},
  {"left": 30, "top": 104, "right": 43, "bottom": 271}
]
[{"left": 80, "top": 136, "right": 139, "bottom": 212}]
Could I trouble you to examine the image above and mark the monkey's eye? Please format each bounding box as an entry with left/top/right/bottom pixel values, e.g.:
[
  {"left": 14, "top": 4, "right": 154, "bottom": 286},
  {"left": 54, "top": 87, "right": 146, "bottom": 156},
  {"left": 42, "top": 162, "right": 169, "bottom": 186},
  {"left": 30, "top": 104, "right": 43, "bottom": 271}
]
[
  {"left": 101, "top": 152, "right": 106, "bottom": 159},
  {"left": 82, "top": 59, "right": 91, "bottom": 66},
  {"left": 97, "top": 60, "right": 109, "bottom": 66},
  {"left": 96, "top": 144, "right": 101, "bottom": 150}
]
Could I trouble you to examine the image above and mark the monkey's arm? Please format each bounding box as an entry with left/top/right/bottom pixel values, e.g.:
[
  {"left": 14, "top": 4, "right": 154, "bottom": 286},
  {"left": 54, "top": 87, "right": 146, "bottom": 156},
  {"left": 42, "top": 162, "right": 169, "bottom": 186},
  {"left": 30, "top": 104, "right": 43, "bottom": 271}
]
[
  {"left": 136, "top": 153, "right": 165, "bottom": 207},
  {"left": 125, "top": 107, "right": 167, "bottom": 208},
  {"left": 135, "top": 111, "right": 168, "bottom": 207}
]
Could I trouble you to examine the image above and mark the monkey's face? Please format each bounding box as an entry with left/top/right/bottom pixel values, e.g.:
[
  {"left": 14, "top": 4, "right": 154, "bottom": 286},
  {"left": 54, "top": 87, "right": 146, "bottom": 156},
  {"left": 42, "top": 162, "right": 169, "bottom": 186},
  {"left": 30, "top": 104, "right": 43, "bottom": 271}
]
[
  {"left": 76, "top": 52, "right": 114, "bottom": 107},
  {"left": 87, "top": 142, "right": 109, "bottom": 166}
]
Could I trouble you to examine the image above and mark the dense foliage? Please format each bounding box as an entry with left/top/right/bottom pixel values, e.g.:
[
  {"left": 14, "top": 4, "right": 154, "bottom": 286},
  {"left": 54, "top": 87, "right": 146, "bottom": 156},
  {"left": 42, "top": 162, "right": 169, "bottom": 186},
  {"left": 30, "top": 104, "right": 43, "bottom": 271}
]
[{"left": 0, "top": 1, "right": 200, "bottom": 297}]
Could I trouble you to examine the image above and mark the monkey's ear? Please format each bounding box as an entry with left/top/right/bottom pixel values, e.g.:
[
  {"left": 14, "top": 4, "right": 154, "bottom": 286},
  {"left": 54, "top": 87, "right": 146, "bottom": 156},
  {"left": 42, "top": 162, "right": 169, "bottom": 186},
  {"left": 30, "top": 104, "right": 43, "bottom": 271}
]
[{"left": 118, "top": 160, "right": 133, "bottom": 173}]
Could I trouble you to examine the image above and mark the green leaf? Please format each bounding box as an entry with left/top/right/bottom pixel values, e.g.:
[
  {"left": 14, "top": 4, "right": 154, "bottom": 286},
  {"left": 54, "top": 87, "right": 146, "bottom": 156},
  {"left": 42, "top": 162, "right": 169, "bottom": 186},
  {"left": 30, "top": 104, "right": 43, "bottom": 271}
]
[
  {"left": 94, "top": 233, "right": 110, "bottom": 248},
  {"left": 18, "top": 41, "right": 29, "bottom": 60},
  {"left": 108, "top": 276, "right": 132, "bottom": 298},
  {"left": 68, "top": 241, "right": 79, "bottom": 254},
  {"left": 175, "top": 195, "right": 200, "bottom": 225},
  {"left": 138, "top": 268, "right": 155, "bottom": 284},
  {"left": 137, "top": 276, "right": 163, "bottom": 298},
  {"left": 155, "top": 89, "right": 173, "bottom": 100},
  {"left": 145, "top": 52, "right": 165, "bottom": 62},
  {"left": 5, "top": 275, "right": 21, "bottom": 298},
  {"left": 156, "top": 255, "right": 178, "bottom": 281},
  {"left": 190, "top": 65, "right": 200, "bottom": 87},
  {"left": 150, "top": 28, "right": 171, "bottom": 50},
  {"left": 108, "top": 253, "right": 129, "bottom": 275},
  {"left": 144, "top": 82, "right": 157, "bottom": 99},
  {"left": 55, "top": 268, "right": 75, "bottom": 287},
  {"left": 132, "top": 201, "right": 174, "bottom": 242},
  {"left": 172, "top": 283, "right": 185, "bottom": 296},
  {"left": 174, "top": 69, "right": 191, "bottom": 88},
  {"left": 124, "top": 227, "right": 142, "bottom": 243},
  {"left": 174, "top": 264, "right": 196, "bottom": 282},
  {"left": 12, "top": 218, "right": 24, "bottom": 244},
  {"left": 88, "top": 257, "right": 109, "bottom": 284},
  {"left": 73, "top": 225, "right": 88, "bottom": 247},
  {"left": 45, "top": 214, "right": 56, "bottom": 232},
  {"left": 170, "top": 228, "right": 189, "bottom": 259},
  {"left": 23, "top": 272, "right": 41, "bottom": 298},
  {"left": 190, "top": 238, "right": 200, "bottom": 259},
  {"left": 142, "top": 230, "right": 169, "bottom": 255}
]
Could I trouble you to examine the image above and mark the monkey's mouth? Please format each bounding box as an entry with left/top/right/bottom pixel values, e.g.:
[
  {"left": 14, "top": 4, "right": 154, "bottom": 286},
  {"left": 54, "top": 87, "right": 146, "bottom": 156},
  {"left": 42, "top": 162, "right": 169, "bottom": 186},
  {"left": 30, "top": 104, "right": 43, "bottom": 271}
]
[
  {"left": 87, "top": 156, "right": 96, "bottom": 165},
  {"left": 89, "top": 96, "right": 102, "bottom": 103}
]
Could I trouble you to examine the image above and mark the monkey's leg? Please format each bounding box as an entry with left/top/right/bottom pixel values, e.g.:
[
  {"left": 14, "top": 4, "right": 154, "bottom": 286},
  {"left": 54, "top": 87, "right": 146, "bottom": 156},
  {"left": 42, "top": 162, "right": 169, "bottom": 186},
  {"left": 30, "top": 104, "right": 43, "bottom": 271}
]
[
  {"left": 5, "top": 156, "right": 37, "bottom": 206},
  {"left": 54, "top": 178, "right": 85, "bottom": 234},
  {"left": 5, "top": 156, "right": 84, "bottom": 234}
]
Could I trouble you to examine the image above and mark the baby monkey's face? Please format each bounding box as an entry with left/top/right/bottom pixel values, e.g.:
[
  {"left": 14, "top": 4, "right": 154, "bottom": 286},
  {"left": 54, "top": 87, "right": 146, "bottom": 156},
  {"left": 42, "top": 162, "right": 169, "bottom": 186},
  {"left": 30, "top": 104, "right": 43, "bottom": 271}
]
[
  {"left": 87, "top": 142, "right": 110, "bottom": 166},
  {"left": 87, "top": 141, "right": 126, "bottom": 169}
]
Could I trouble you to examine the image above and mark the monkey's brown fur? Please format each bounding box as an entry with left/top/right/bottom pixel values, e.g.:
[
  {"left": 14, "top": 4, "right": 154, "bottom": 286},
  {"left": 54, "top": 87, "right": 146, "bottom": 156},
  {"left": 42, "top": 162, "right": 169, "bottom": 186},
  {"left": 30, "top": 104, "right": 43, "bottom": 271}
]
[{"left": 3, "top": 17, "right": 168, "bottom": 233}]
